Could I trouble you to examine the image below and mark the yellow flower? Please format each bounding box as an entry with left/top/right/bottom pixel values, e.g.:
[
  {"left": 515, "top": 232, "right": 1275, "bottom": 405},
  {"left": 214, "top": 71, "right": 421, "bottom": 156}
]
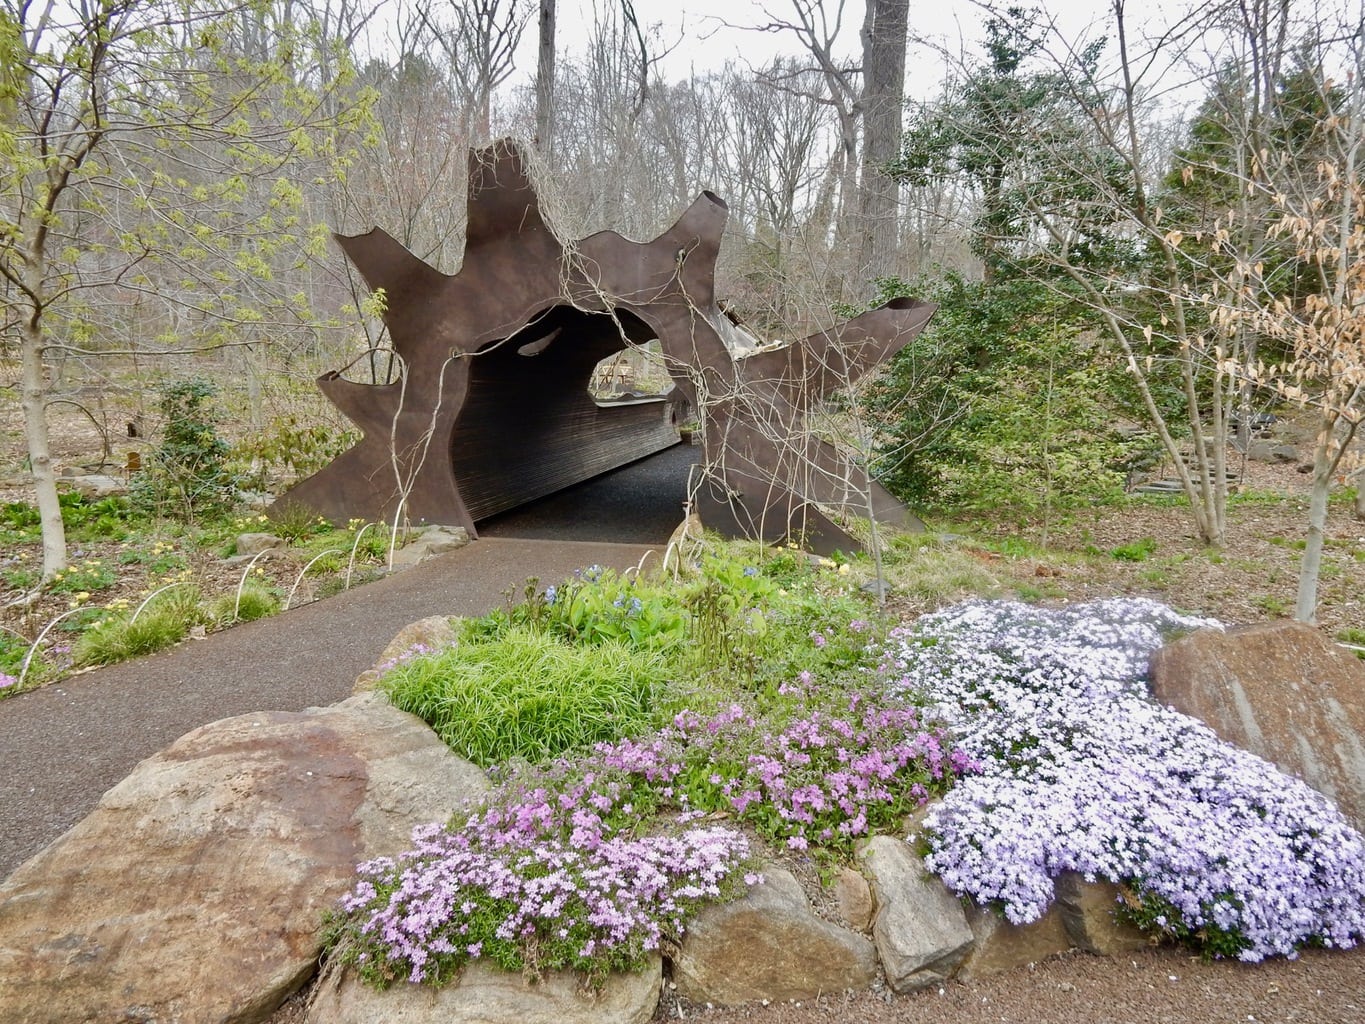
[{"left": 838, "top": 564, "right": 850, "bottom": 575}]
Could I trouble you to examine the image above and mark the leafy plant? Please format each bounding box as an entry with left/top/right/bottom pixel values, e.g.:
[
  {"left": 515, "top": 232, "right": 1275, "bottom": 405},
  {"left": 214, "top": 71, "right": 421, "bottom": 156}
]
[
  {"left": 208, "top": 584, "right": 281, "bottom": 626},
  {"left": 73, "top": 586, "right": 204, "bottom": 666},
  {"left": 1110, "top": 537, "right": 1158, "bottom": 562},
  {"left": 267, "top": 501, "right": 331, "bottom": 543},
  {"left": 47, "top": 559, "right": 116, "bottom": 595},
  {"left": 130, "top": 378, "right": 237, "bottom": 523}
]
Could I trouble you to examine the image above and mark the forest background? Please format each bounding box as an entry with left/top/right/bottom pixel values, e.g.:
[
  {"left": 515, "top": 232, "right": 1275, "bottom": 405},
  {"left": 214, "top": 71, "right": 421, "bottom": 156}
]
[{"left": 1, "top": 0, "right": 1362, "bottom": 638}]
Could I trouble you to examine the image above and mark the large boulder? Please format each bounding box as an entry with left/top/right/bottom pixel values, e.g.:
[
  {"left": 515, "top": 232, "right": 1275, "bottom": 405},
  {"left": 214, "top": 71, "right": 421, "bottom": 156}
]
[
  {"left": 0, "top": 694, "right": 490, "bottom": 1024},
  {"left": 859, "top": 836, "right": 974, "bottom": 992},
  {"left": 670, "top": 867, "right": 878, "bottom": 1005},
  {"left": 1149, "top": 621, "right": 1365, "bottom": 829},
  {"left": 306, "top": 955, "right": 661, "bottom": 1024},
  {"left": 390, "top": 526, "right": 470, "bottom": 568}
]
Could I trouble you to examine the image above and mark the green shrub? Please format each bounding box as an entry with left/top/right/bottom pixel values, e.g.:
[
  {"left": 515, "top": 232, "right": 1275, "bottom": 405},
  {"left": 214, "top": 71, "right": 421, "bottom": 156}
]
[
  {"left": 1110, "top": 537, "right": 1158, "bottom": 562},
  {"left": 268, "top": 501, "right": 331, "bottom": 543},
  {"left": 47, "top": 558, "right": 116, "bottom": 594},
  {"left": 379, "top": 626, "right": 667, "bottom": 766},
  {"left": 130, "top": 378, "right": 237, "bottom": 523}
]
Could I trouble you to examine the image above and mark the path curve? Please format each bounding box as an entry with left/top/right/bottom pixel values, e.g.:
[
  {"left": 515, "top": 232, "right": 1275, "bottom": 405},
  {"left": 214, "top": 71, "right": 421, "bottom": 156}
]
[{"left": 0, "top": 538, "right": 655, "bottom": 878}]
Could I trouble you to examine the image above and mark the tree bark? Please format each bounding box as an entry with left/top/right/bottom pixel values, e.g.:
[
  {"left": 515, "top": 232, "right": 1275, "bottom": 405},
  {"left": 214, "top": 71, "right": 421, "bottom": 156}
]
[
  {"left": 535, "top": 0, "right": 556, "bottom": 154},
  {"left": 20, "top": 319, "right": 68, "bottom": 580},
  {"left": 858, "top": 0, "right": 908, "bottom": 281}
]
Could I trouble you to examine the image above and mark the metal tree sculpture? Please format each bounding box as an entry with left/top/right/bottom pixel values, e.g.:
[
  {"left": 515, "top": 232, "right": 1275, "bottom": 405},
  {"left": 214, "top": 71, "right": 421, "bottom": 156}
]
[{"left": 279, "top": 139, "right": 935, "bottom": 552}]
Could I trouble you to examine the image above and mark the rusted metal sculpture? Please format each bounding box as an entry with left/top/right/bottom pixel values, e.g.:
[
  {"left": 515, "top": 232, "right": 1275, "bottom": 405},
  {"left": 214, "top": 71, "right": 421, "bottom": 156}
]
[{"left": 279, "top": 139, "right": 934, "bottom": 553}]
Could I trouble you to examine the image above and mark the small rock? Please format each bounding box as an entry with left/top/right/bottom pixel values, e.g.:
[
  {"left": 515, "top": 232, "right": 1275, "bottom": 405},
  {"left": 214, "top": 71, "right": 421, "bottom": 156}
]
[
  {"left": 390, "top": 526, "right": 471, "bottom": 568},
  {"left": 860, "top": 836, "right": 974, "bottom": 993},
  {"left": 672, "top": 867, "right": 878, "bottom": 1005},
  {"left": 1054, "top": 873, "right": 1149, "bottom": 955},
  {"left": 235, "top": 532, "right": 286, "bottom": 557},
  {"left": 67, "top": 474, "right": 126, "bottom": 499},
  {"left": 958, "top": 900, "right": 1072, "bottom": 980},
  {"left": 355, "top": 616, "right": 461, "bottom": 692},
  {"left": 832, "top": 866, "right": 875, "bottom": 933}
]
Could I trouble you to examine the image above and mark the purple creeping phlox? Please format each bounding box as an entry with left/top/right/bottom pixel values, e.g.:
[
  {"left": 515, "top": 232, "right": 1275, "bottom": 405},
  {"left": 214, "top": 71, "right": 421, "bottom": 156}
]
[
  {"left": 662, "top": 681, "right": 972, "bottom": 856},
  {"left": 337, "top": 813, "right": 751, "bottom": 987},
  {"left": 886, "top": 597, "right": 1365, "bottom": 961}
]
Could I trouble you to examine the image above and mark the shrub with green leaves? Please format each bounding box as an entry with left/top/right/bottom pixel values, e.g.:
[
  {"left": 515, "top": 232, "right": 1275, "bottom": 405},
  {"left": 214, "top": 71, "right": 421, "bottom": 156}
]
[
  {"left": 73, "top": 586, "right": 203, "bottom": 666},
  {"left": 131, "top": 378, "right": 237, "bottom": 522},
  {"left": 209, "top": 583, "right": 281, "bottom": 626}
]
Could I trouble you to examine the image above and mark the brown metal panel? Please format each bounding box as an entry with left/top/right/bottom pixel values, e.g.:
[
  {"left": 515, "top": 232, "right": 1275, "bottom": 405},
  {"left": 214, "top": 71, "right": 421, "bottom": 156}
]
[{"left": 277, "top": 139, "right": 934, "bottom": 551}]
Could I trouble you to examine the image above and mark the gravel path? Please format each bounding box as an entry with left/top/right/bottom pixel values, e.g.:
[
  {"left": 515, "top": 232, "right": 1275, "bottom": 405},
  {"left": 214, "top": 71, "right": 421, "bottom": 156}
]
[{"left": 650, "top": 946, "right": 1365, "bottom": 1024}]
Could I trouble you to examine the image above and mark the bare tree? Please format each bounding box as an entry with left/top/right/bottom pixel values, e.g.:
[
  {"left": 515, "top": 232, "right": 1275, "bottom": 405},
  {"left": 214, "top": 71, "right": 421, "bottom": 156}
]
[
  {"left": 535, "top": 0, "right": 557, "bottom": 152},
  {"left": 418, "top": 0, "right": 529, "bottom": 138},
  {"left": 858, "top": 0, "right": 908, "bottom": 275}
]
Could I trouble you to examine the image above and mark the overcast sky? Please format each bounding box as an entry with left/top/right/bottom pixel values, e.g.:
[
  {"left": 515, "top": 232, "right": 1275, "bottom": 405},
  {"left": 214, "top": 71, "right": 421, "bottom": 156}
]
[{"left": 539, "top": 0, "right": 1142, "bottom": 100}]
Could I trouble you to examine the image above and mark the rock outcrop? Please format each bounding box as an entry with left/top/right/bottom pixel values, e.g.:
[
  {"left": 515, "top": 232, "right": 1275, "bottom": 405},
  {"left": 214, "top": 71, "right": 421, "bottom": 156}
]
[
  {"left": 959, "top": 901, "right": 1072, "bottom": 980},
  {"left": 1054, "top": 874, "right": 1149, "bottom": 956},
  {"left": 671, "top": 867, "right": 879, "bottom": 1004},
  {"left": 1149, "top": 621, "right": 1365, "bottom": 829},
  {"left": 0, "top": 694, "right": 490, "bottom": 1024},
  {"left": 353, "top": 614, "right": 459, "bottom": 692}
]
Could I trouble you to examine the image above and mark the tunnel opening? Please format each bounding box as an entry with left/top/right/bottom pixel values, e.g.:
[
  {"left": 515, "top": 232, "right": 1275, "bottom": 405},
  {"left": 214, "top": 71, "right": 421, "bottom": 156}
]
[{"left": 449, "top": 305, "right": 684, "bottom": 522}]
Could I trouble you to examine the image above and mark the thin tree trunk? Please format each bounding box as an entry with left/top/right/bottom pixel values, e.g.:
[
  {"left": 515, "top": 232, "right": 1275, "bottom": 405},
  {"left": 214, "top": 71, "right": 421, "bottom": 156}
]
[
  {"left": 1295, "top": 463, "right": 1331, "bottom": 623},
  {"left": 21, "top": 320, "right": 68, "bottom": 579},
  {"left": 535, "top": 0, "right": 556, "bottom": 154},
  {"left": 858, "top": 0, "right": 907, "bottom": 279}
]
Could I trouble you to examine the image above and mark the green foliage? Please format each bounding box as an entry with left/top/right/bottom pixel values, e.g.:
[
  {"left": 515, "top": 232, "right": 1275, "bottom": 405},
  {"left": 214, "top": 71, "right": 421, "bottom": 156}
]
[
  {"left": 381, "top": 548, "right": 887, "bottom": 766},
  {"left": 864, "top": 274, "right": 1148, "bottom": 520},
  {"left": 73, "top": 586, "right": 204, "bottom": 667},
  {"left": 232, "top": 416, "right": 359, "bottom": 488},
  {"left": 891, "top": 8, "right": 1133, "bottom": 281},
  {"left": 208, "top": 584, "right": 281, "bottom": 626},
  {"left": 380, "top": 627, "right": 667, "bottom": 767},
  {"left": 130, "top": 378, "right": 237, "bottom": 523},
  {"left": 0, "top": 494, "right": 135, "bottom": 544},
  {"left": 47, "top": 558, "right": 116, "bottom": 594},
  {"left": 116, "top": 540, "right": 186, "bottom": 575},
  {"left": 1110, "top": 537, "right": 1158, "bottom": 562},
  {"left": 267, "top": 501, "right": 331, "bottom": 543}
]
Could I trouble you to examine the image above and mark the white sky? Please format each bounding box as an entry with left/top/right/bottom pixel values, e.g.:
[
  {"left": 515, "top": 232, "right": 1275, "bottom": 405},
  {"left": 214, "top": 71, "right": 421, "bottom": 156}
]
[{"left": 539, "top": 0, "right": 1154, "bottom": 101}]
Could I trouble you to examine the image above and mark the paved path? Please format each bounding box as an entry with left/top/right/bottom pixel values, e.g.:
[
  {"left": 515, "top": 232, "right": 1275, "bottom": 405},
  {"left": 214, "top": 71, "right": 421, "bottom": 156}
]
[
  {"left": 0, "top": 538, "right": 657, "bottom": 878},
  {"left": 1, "top": 445, "right": 698, "bottom": 877}
]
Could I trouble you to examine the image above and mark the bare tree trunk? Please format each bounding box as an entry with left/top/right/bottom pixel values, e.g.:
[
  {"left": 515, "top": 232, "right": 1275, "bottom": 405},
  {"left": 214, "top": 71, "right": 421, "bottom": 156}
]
[
  {"left": 20, "top": 320, "right": 68, "bottom": 579},
  {"left": 1295, "top": 421, "right": 1334, "bottom": 623},
  {"left": 858, "top": 0, "right": 907, "bottom": 279},
  {"left": 535, "top": 0, "right": 556, "bottom": 154}
]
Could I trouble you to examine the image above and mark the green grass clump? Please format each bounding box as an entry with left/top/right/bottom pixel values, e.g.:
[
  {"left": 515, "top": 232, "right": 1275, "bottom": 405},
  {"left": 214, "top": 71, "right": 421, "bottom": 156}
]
[
  {"left": 208, "top": 584, "right": 281, "bottom": 626},
  {"left": 73, "top": 587, "right": 203, "bottom": 666},
  {"left": 379, "top": 626, "right": 667, "bottom": 766},
  {"left": 1110, "top": 537, "right": 1158, "bottom": 562}
]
